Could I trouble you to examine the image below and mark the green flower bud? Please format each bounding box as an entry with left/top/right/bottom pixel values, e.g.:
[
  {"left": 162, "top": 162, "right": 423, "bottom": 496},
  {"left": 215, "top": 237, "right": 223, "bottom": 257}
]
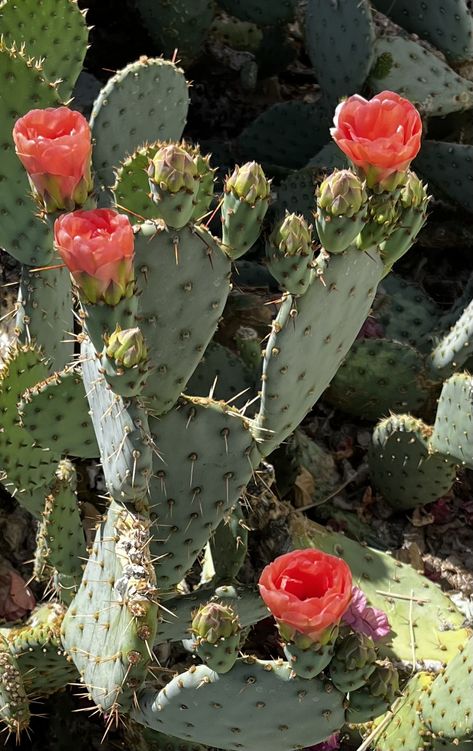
[
  {"left": 335, "top": 633, "right": 377, "bottom": 671},
  {"left": 149, "top": 144, "right": 198, "bottom": 194},
  {"left": 270, "top": 212, "right": 312, "bottom": 257},
  {"left": 400, "top": 171, "right": 428, "bottom": 209},
  {"left": 106, "top": 326, "right": 147, "bottom": 368},
  {"left": 368, "top": 192, "right": 401, "bottom": 226},
  {"left": 317, "top": 169, "right": 367, "bottom": 218},
  {"left": 225, "top": 161, "right": 270, "bottom": 204},
  {"left": 370, "top": 663, "right": 399, "bottom": 700},
  {"left": 191, "top": 603, "right": 239, "bottom": 644}
]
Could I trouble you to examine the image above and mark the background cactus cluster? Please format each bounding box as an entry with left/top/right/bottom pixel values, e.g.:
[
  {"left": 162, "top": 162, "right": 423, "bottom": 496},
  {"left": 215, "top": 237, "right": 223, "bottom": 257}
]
[{"left": 0, "top": 2, "right": 472, "bottom": 751}]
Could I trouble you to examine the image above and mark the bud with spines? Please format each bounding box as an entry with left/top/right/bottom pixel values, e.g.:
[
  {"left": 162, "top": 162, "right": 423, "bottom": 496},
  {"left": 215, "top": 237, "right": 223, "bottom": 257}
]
[
  {"left": 266, "top": 212, "right": 314, "bottom": 295},
  {"left": 315, "top": 170, "right": 368, "bottom": 253},
  {"left": 222, "top": 162, "right": 270, "bottom": 259},
  {"left": 328, "top": 632, "right": 377, "bottom": 692},
  {"left": 102, "top": 326, "right": 150, "bottom": 397},
  {"left": 191, "top": 150, "right": 216, "bottom": 222},
  {"left": 380, "top": 171, "right": 429, "bottom": 274},
  {"left": 348, "top": 663, "right": 400, "bottom": 723},
  {"left": 191, "top": 602, "right": 241, "bottom": 674},
  {"left": 356, "top": 190, "right": 402, "bottom": 252},
  {"left": 148, "top": 143, "right": 200, "bottom": 229}
]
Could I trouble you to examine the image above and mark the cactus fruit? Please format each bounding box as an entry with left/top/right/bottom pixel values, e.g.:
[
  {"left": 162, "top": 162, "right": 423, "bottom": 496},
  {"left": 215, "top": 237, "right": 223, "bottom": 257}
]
[
  {"left": 328, "top": 633, "right": 377, "bottom": 693},
  {"left": 191, "top": 602, "right": 241, "bottom": 673},
  {"left": 266, "top": 212, "right": 315, "bottom": 294},
  {"left": 316, "top": 170, "right": 368, "bottom": 253},
  {"left": 148, "top": 144, "right": 200, "bottom": 229},
  {"left": 222, "top": 162, "right": 270, "bottom": 257}
]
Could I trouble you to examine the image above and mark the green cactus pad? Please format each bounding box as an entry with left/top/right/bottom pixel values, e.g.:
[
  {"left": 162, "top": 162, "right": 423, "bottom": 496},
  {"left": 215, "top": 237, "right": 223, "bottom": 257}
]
[
  {"left": 415, "top": 141, "right": 473, "bottom": 214},
  {"left": 33, "top": 460, "right": 85, "bottom": 586},
  {"left": 186, "top": 342, "right": 256, "bottom": 409},
  {"left": 133, "top": 0, "right": 215, "bottom": 66},
  {"left": 20, "top": 366, "right": 98, "bottom": 459},
  {"left": 148, "top": 396, "right": 258, "bottom": 590},
  {"left": 430, "top": 300, "right": 473, "bottom": 376},
  {"left": 0, "top": 347, "right": 58, "bottom": 509},
  {"left": 306, "top": 144, "right": 348, "bottom": 172},
  {"left": 210, "top": 504, "right": 248, "bottom": 583},
  {"left": 1, "top": 603, "right": 78, "bottom": 696},
  {"left": 305, "top": 0, "right": 375, "bottom": 110},
  {"left": 371, "top": 0, "right": 473, "bottom": 64},
  {"left": 368, "top": 37, "right": 473, "bottom": 117},
  {"left": 113, "top": 144, "right": 160, "bottom": 224},
  {"left": 325, "top": 338, "right": 430, "bottom": 420},
  {"left": 368, "top": 414, "right": 458, "bottom": 509},
  {"left": 378, "top": 275, "right": 441, "bottom": 353},
  {"left": 431, "top": 373, "right": 473, "bottom": 468},
  {"left": 375, "top": 672, "right": 434, "bottom": 751},
  {"left": 276, "top": 168, "right": 319, "bottom": 223},
  {"left": 81, "top": 340, "right": 153, "bottom": 506},
  {"left": 0, "top": 42, "right": 60, "bottom": 265},
  {"left": 421, "top": 638, "right": 473, "bottom": 743},
  {"left": 90, "top": 58, "right": 189, "bottom": 191},
  {"left": 61, "top": 500, "right": 158, "bottom": 713},
  {"left": 0, "top": 0, "right": 88, "bottom": 99},
  {"left": 291, "top": 515, "right": 470, "bottom": 666},
  {"left": 132, "top": 658, "right": 345, "bottom": 750},
  {"left": 0, "top": 634, "right": 30, "bottom": 737},
  {"left": 156, "top": 585, "right": 268, "bottom": 643},
  {"left": 15, "top": 265, "right": 74, "bottom": 373},
  {"left": 135, "top": 222, "right": 232, "bottom": 415},
  {"left": 218, "top": 0, "right": 294, "bottom": 25},
  {"left": 254, "top": 248, "right": 384, "bottom": 456},
  {"left": 237, "top": 101, "right": 329, "bottom": 170}
]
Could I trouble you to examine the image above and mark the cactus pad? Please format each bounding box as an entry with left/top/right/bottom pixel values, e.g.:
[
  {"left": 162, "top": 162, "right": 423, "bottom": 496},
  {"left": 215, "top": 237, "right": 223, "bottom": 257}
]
[
  {"left": 148, "top": 397, "right": 258, "bottom": 590},
  {"left": 371, "top": 0, "right": 473, "bottom": 63},
  {"left": 368, "top": 415, "right": 458, "bottom": 508},
  {"left": 255, "top": 248, "right": 384, "bottom": 455},
  {"left": 305, "top": 0, "right": 375, "bottom": 110},
  {"left": 431, "top": 373, "right": 473, "bottom": 468},
  {"left": 90, "top": 58, "right": 189, "bottom": 190},
  {"left": 15, "top": 265, "right": 74, "bottom": 373},
  {"left": 430, "top": 299, "right": 473, "bottom": 376},
  {"left": 61, "top": 500, "right": 158, "bottom": 713},
  {"left": 421, "top": 638, "right": 473, "bottom": 743},
  {"left": 0, "top": 634, "right": 30, "bottom": 737},
  {"left": 135, "top": 222, "right": 232, "bottom": 415},
  {"left": 369, "top": 37, "right": 473, "bottom": 117},
  {"left": 325, "top": 338, "right": 430, "bottom": 420},
  {"left": 1, "top": 603, "right": 78, "bottom": 696},
  {"left": 187, "top": 342, "right": 256, "bottom": 408},
  {"left": 20, "top": 366, "right": 98, "bottom": 459},
  {"left": 0, "top": 0, "right": 88, "bottom": 99},
  {"left": 218, "top": 0, "right": 295, "bottom": 25},
  {"left": 132, "top": 658, "right": 345, "bottom": 750},
  {"left": 0, "top": 347, "right": 57, "bottom": 509},
  {"left": 414, "top": 141, "right": 473, "bottom": 214}
]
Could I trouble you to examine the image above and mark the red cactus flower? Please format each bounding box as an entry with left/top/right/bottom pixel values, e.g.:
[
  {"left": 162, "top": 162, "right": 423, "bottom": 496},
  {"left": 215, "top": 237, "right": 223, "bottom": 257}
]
[
  {"left": 12, "top": 107, "right": 93, "bottom": 212},
  {"left": 258, "top": 549, "right": 352, "bottom": 643},
  {"left": 54, "top": 209, "right": 135, "bottom": 305},
  {"left": 330, "top": 91, "right": 422, "bottom": 191}
]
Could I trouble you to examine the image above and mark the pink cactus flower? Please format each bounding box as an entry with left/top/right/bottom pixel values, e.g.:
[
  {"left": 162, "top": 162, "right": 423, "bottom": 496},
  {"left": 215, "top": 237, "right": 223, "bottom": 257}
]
[
  {"left": 342, "top": 587, "right": 390, "bottom": 641},
  {"left": 331, "top": 91, "right": 422, "bottom": 191},
  {"left": 54, "top": 209, "right": 135, "bottom": 305},
  {"left": 258, "top": 549, "right": 352, "bottom": 643},
  {"left": 12, "top": 107, "right": 93, "bottom": 212}
]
